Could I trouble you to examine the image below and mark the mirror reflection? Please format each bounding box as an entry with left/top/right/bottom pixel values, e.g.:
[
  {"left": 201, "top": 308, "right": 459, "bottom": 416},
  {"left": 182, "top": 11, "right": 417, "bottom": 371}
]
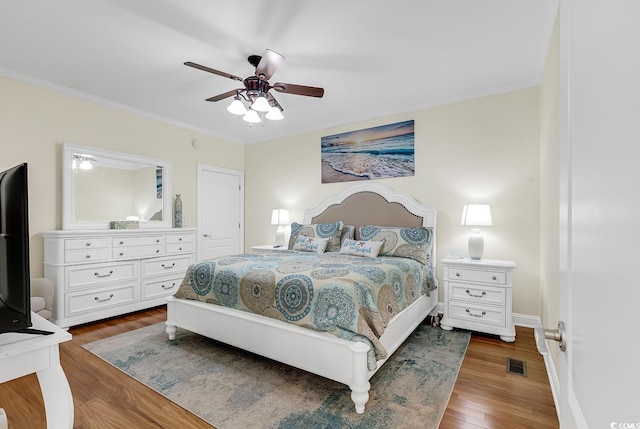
[{"left": 62, "top": 143, "right": 172, "bottom": 230}]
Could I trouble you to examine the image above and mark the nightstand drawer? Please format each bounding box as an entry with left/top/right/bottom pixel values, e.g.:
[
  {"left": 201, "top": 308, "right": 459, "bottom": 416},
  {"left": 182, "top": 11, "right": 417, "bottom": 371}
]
[
  {"left": 448, "top": 301, "right": 506, "bottom": 326},
  {"left": 447, "top": 267, "right": 506, "bottom": 285},
  {"left": 449, "top": 282, "right": 505, "bottom": 305}
]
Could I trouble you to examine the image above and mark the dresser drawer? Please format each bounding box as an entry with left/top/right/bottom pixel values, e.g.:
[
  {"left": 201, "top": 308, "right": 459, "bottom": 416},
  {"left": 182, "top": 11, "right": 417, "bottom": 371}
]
[
  {"left": 64, "top": 238, "right": 110, "bottom": 251},
  {"left": 448, "top": 301, "right": 506, "bottom": 326},
  {"left": 113, "top": 245, "right": 163, "bottom": 259},
  {"left": 66, "top": 283, "right": 137, "bottom": 316},
  {"left": 141, "top": 276, "right": 182, "bottom": 300},
  {"left": 166, "top": 234, "right": 194, "bottom": 244},
  {"left": 113, "top": 236, "right": 163, "bottom": 247},
  {"left": 449, "top": 282, "right": 506, "bottom": 305},
  {"left": 66, "top": 261, "right": 137, "bottom": 290},
  {"left": 166, "top": 241, "right": 194, "bottom": 254},
  {"left": 142, "top": 255, "right": 193, "bottom": 277},
  {"left": 64, "top": 248, "right": 111, "bottom": 264},
  {"left": 447, "top": 267, "right": 506, "bottom": 285}
]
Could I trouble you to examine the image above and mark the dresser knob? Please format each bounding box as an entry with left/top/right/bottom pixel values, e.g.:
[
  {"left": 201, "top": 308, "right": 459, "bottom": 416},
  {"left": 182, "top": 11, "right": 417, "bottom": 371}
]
[
  {"left": 85, "top": 242, "right": 91, "bottom": 247},
  {"left": 492, "top": 276, "right": 497, "bottom": 280},
  {"left": 85, "top": 254, "right": 91, "bottom": 259},
  {"left": 119, "top": 241, "right": 124, "bottom": 245},
  {"left": 455, "top": 272, "right": 460, "bottom": 277}
]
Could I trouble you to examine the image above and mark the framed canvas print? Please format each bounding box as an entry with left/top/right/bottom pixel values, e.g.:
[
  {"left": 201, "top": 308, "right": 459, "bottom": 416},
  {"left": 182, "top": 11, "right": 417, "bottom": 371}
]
[{"left": 321, "top": 120, "right": 415, "bottom": 183}]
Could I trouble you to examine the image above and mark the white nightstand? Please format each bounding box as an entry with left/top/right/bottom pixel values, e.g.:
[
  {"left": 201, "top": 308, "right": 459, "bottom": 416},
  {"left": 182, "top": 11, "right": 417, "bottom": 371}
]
[
  {"left": 440, "top": 258, "right": 517, "bottom": 342},
  {"left": 251, "top": 244, "right": 286, "bottom": 253}
]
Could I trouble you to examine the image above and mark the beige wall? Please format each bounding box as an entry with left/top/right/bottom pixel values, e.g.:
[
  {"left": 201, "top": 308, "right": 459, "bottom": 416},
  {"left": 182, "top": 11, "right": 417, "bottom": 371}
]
[
  {"left": 539, "top": 14, "right": 561, "bottom": 369},
  {"left": 0, "top": 76, "right": 244, "bottom": 277},
  {"left": 245, "top": 88, "right": 541, "bottom": 316}
]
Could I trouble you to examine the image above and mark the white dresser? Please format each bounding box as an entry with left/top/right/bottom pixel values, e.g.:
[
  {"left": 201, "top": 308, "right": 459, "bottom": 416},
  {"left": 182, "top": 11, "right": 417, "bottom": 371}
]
[
  {"left": 440, "top": 258, "right": 517, "bottom": 342},
  {"left": 42, "top": 228, "right": 196, "bottom": 328}
]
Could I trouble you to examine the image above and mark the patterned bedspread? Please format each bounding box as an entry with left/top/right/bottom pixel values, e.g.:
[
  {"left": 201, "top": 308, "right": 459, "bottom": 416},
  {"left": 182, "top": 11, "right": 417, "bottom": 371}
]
[{"left": 174, "top": 250, "right": 436, "bottom": 369}]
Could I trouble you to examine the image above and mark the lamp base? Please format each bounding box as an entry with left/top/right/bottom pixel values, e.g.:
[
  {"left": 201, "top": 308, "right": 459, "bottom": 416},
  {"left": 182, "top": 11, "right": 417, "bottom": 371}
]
[
  {"left": 275, "top": 226, "right": 285, "bottom": 247},
  {"left": 468, "top": 229, "right": 484, "bottom": 260}
]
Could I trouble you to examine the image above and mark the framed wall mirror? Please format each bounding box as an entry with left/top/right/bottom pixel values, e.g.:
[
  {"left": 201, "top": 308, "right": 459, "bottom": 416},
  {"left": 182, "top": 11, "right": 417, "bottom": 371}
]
[{"left": 62, "top": 142, "right": 173, "bottom": 230}]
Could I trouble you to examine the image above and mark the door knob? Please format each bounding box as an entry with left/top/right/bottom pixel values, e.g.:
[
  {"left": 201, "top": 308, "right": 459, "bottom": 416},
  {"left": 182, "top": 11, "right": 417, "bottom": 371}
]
[{"left": 534, "top": 321, "right": 566, "bottom": 355}]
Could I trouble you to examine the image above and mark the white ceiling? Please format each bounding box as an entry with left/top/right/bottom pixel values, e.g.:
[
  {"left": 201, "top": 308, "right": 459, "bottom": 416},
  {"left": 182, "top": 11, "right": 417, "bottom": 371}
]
[{"left": 0, "top": 0, "right": 557, "bottom": 144}]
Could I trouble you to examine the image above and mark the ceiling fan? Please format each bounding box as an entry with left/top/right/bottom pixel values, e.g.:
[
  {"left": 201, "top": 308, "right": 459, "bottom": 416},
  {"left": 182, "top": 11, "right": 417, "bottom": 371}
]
[{"left": 185, "top": 49, "right": 324, "bottom": 123}]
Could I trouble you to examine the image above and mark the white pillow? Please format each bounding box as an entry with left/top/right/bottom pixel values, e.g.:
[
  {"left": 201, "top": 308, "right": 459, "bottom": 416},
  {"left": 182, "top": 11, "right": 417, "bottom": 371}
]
[
  {"left": 339, "top": 239, "right": 384, "bottom": 258},
  {"left": 293, "top": 235, "right": 329, "bottom": 254}
]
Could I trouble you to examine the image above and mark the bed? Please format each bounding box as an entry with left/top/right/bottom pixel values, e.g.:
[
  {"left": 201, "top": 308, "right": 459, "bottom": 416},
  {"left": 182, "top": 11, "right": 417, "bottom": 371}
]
[{"left": 165, "top": 183, "right": 438, "bottom": 413}]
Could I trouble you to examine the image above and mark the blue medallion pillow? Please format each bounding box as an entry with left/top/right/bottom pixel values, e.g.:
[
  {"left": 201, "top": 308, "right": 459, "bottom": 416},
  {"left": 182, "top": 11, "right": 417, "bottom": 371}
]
[
  {"left": 288, "top": 221, "right": 344, "bottom": 252},
  {"left": 358, "top": 225, "right": 433, "bottom": 265}
]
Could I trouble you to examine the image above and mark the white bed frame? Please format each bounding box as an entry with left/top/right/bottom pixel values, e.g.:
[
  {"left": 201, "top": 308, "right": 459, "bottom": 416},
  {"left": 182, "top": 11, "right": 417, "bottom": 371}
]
[{"left": 165, "top": 183, "right": 438, "bottom": 413}]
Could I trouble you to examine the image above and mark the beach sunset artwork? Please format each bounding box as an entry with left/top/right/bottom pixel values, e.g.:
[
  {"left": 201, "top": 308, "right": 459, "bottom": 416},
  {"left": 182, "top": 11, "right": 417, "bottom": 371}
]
[{"left": 321, "top": 120, "right": 415, "bottom": 183}]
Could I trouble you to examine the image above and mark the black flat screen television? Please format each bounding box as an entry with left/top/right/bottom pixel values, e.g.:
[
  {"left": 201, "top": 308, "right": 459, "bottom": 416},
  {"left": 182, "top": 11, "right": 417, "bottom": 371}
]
[{"left": 0, "top": 163, "right": 50, "bottom": 335}]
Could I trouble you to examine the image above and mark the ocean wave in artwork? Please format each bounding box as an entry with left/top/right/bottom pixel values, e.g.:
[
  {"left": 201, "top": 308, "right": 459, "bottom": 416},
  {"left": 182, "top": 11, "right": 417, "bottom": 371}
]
[{"left": 322, "top": 134, "right": 415, "bottom": 179}]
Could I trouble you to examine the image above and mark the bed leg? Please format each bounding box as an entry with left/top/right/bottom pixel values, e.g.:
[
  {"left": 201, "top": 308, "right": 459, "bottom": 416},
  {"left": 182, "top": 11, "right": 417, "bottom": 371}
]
[
  {"left": 350, "top": 382, "right": 370, "bottom": 414},
  {"left": 166, "top": 324, "right": 177, "bottom": 340}
]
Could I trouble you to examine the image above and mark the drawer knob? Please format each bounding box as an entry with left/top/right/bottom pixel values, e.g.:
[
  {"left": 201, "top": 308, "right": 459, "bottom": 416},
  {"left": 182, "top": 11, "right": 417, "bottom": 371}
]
[
  {"left": 162, "top": 262, "right": 176, "bottom": 269},
  {"left": 119, "top": 252, "right": 124, "bottom": 256},
  {"left": 156, "top": 249, "right": 160, "bottom": 253},
  {"left": 455, "top": 272, "right": 461, "bottom": 277},
  {"left": 465, "top": 308, "right": 487, "bottom": 318},
  {"left": 94, "top": 294, "right": 114, "bottom": 303},
  {"left": 161, "top": 282, "right": 177, "bottom": 290},
  {"left": 120, "top": 241, "right": 124, "bottom": 245},
  {"left": 85, "top": 254, "right": 91, "bottom": 259},
  {"left": 179, "top": 237, "right": 183, "bottom": 241},
  {"left": 85, "top": 242, "right": 91, "bottom": 247},
  {"left": 465, "top": 289, "right": 487, "bottom": 298},
  {"left": 492, "top": 276, "right": 497, "bottom": 280},
  {"left": 94, "top": 270, "right": 114, "bottom": 278},
  {"left": 156, "top": 239, "right": 160, "bottom": 243}
]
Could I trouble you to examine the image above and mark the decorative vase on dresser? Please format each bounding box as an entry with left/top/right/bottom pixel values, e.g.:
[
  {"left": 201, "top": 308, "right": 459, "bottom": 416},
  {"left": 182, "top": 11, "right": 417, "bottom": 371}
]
[
  {"left": 42, "top": 228, "right": 196, "bottom": 329},
  {"left": 440, "top": 258, "right": 517, "bottom": 342},
  {"left": 174, "top": 194, "right": 183, "bottom": 228}
]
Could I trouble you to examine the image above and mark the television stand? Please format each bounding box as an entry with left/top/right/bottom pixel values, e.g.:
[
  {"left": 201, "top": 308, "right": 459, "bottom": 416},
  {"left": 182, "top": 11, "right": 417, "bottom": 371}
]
[{"left": 0, "top": 312, "right": 73, "bottom": 428}]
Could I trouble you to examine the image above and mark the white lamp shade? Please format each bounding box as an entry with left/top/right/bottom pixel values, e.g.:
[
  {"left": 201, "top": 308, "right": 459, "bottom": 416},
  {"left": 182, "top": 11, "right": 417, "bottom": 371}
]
[
  {"left": 460, "top": 204, "right": 492, "bottom": 226},
  {"left": 227, "top": 98, "right": 247, "bottom": 115},
  {"left": 271, "top": 209, "right": 290, "bottom": 225},
  {"left": 265, "top": 106, "right": 284, "bottom": 120},
  {"left": 242, "top": 109, "right": 261, "bottom": 123},
  {"left": 251, "top": 95, "right": 271, "bottom": 112}
]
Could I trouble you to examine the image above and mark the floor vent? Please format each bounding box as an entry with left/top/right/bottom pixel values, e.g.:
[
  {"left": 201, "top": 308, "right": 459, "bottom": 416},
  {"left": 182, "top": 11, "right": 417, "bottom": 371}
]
[{"left": 506, "top": 357, "right": 527, "bottom": 376}]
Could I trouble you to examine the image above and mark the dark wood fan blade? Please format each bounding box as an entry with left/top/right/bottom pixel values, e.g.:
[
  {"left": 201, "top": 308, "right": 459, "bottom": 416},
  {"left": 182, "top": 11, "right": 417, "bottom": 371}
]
[
  {"left": 184, "top": 61, "right": 243, "bottom": 82},
  {"left": 205, "top": 89, "right": 243, "bottom": 102},
  {"left": 255, "top": 49, "right": 284, "bottom": 80},
  {"left": 267, "top": 93, "right": 284, "bottom": 112},
  {"left": 272, "top": 82, "right": 324, "bottom": 98}
]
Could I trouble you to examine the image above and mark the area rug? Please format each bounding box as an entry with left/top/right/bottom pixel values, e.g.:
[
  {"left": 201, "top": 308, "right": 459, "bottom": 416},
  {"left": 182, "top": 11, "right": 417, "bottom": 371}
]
[{"left": 83, "top": 322, "right": 470, "bottom": 429}]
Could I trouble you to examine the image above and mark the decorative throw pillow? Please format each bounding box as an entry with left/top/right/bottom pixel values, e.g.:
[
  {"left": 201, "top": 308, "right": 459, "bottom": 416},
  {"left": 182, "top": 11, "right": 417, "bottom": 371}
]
[
  {"left": 293, "top": 235, "right": 329, "bottom": 254},
  {"left": 339, "top": 239, "right": 384, "bottom": 258},
  {"left": 341, "top": 225, "right": 356, "bottom": 244},
  {"left": 288, "top": 221, "right": 344, "bottom": 252},
  {"left": 358, "top": 225, "right": 433, "bottom": 265}
]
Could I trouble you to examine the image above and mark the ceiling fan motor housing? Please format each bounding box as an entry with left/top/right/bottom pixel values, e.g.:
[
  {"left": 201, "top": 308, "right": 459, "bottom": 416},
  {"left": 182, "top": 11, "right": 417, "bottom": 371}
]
[{"left": 244, "top": 76, "right": 270, "bottom": 99}]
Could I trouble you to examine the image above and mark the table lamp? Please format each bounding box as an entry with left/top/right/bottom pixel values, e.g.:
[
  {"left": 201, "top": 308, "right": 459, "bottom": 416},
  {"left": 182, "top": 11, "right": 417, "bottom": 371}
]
[
  {"left": 271, "top": 209, "right": 290, "bottom": 247},
  {"left": 460, "top": 204, "right": 492, "bottom": 260}
]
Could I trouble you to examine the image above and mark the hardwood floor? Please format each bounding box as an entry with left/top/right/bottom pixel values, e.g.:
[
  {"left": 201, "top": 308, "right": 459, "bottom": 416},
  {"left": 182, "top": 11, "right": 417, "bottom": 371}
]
[{"left": 0, "top": 308, "right": 558, "bottom": 428}]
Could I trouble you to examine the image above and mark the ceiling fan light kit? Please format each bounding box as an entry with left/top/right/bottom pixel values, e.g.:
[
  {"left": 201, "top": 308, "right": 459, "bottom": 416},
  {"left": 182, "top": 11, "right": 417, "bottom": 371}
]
[{"left": 185, "top": 49, "right": 324, "bottom": 126}]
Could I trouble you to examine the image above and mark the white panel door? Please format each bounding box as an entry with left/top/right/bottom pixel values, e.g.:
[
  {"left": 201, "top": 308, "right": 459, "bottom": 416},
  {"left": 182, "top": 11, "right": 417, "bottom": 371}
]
[
  {"left": 556, "top": 1, "right": 640, "bottom": 427},
  {"left": 197, "top": 164, "right": 243, "bottom": 260}
]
